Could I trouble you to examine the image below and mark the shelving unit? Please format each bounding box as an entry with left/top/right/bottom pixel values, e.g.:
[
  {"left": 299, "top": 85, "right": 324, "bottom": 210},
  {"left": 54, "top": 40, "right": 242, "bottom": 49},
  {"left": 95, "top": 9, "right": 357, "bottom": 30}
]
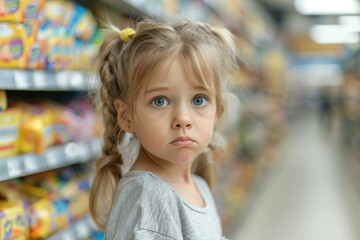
[
  {"left": 0, "top": 66, "right": 102, "bottom": 236},
  {"left": 0, "top": 69, "right": 98, "bottom": 91},
  {"left": 0, "top": 1, "right": 105, "bottom": 239},
  {"left": 0, "top": 63, "right": 102, "bottom": 239},
  {"left": 0, "top": 138, "right": 101, "bottom": 181}
]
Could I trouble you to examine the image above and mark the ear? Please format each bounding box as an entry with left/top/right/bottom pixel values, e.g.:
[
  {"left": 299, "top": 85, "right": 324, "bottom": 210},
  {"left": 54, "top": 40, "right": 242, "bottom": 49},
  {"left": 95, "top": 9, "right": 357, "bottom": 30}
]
[{"left": 114, "top": 99, "right": 132, "bottom": 132}]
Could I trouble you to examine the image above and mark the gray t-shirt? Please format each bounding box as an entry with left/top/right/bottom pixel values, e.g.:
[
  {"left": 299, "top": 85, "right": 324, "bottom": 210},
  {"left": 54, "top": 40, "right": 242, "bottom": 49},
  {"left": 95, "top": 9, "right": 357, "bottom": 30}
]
[{"left": 105, "top": 171, "right": 225, "bottom": 240}]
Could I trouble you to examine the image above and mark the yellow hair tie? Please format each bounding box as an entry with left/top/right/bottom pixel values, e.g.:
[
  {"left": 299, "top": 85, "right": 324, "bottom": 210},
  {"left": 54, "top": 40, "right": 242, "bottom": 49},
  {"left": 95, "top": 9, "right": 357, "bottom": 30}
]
[{"left": 119, "top": 27, "right": 136, "bottom": 44}]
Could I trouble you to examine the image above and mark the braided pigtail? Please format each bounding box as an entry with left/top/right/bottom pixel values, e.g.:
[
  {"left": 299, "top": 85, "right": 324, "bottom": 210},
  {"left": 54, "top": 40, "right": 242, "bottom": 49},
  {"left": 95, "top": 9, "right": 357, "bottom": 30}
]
[{"left": 89, "top": 30, "right": 128, "bottom": 230}]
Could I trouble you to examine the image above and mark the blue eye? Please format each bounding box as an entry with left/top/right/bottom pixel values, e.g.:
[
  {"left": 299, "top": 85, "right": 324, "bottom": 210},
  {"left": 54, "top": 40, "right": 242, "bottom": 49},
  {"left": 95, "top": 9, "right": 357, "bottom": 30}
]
[
  {"left": 151, "top": 97, "right": 169, "bottom": 107},
  {"left": 192, "top": 96, "right": 208, "bottom": 106}
]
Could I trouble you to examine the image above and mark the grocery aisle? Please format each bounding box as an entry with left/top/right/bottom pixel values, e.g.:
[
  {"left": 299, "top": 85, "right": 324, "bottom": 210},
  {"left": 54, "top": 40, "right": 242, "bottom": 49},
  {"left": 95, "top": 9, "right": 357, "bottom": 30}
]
[{"left": 232, "top": 107, "right": 360, "bottom": 240}]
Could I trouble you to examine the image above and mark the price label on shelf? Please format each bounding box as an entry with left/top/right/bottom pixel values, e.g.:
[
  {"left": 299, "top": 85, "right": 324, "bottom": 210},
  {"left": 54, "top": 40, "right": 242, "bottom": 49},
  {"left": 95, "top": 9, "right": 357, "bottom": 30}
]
[
  {"left": 64, "top": 143, "right": 80, "bottom": 162},
  {"left": 90, "top": 139, "right": 102, "bottom": 156},
  {"left": 33, "top": 71, "right": 47, "bottom": 89},
  {"left": 60, "top": 231, "right": 76, "bottom": 240},
  {"left": 70, "top": 72, "right": 84, "bottom": 89},
  {"left": 7, "top": 158, "right": 22, "bottom": 178},
  {"left": 56, "top": 72, "right": 70, "bottom": 89},
  {"left": 14, "top": 71, "right": 30, "bottom": 89},
  {"left": 75, "top": 220, "right": 91, "bottom": 238},
  {"left": 24, "top": 155, "right": 39, "bottom": 172},
  {"left": 46, "top": 151, "right": 61, "bottom": 167}
]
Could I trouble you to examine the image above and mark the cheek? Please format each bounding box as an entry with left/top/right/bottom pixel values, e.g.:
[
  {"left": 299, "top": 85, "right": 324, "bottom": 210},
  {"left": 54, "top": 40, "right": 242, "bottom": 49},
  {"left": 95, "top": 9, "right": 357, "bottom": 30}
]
[
  {"left": 197, "top": 118, "right": 216, "bottom": 144},
  {"left": 133, "top": 120, "right": 165, "bottom": 148}
]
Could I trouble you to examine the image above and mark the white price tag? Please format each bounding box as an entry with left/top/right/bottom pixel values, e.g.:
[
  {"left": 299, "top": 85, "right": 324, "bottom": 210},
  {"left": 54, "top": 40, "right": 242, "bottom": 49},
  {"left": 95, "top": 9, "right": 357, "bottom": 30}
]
[
  {"left": 33, "top": 71, "right": 47, "bottom": 89},
  {"left": 47, "top": 151, "right": 61, "bottom": 167},
  {"left": 24, "top": 155, "right": 39, "bottom": 172},
  {"left": 70, "top": 72, "right": 84, "bottom": 89},
  {"left": 56, "top": 72, "right": 69, "bottom": 89},
  {"left": 14, "top": 71, "right": 29, "bottom": 89},
  {"left": 61, "top": 231, "right": 76, "bottom": 240},
  {"left": 75, "top": 220, "right": 90, "bottom": 238},
  {"left": 64, "top": 143, "right": 80, "bottom": 162},
  {"left": 7, "top": 159, "right": 22, "bottom": 178},
  {"left": 91, "top": 139, "right": 102, "bottom": 156}
]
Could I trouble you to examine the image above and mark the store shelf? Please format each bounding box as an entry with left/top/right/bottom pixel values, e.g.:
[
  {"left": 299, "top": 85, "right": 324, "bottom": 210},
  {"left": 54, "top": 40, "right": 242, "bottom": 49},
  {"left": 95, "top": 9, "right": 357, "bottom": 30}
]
[
  {"left": 0, "top": 69, "right": 98, "bottom": 91},
  {"left": 47, "top": 214, "right": 96, "bottom": 240},
  {"left": 0, "top": 138, "right": 101, "bottom": 181}
]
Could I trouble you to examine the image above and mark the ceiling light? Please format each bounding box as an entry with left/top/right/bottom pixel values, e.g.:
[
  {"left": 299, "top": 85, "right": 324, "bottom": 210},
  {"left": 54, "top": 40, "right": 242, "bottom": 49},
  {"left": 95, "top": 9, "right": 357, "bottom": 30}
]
[
  {"left": 310, "top": 25, "right": 359, "bottom": 44},
  {"left": 295, "top": 0, "right": 360, "bottom": 15}
]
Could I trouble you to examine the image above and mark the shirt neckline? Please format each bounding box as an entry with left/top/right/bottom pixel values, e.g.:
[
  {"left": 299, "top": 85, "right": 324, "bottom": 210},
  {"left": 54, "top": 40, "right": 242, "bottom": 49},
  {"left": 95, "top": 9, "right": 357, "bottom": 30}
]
[{"left": 125, "top": 170, "right": 209, "bottom": 213}]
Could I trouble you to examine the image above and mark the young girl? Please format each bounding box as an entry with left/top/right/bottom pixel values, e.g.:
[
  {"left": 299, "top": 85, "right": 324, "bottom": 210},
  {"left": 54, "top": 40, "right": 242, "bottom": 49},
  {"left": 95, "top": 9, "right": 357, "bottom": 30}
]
[{"left": 89, "top": 19, "right": 237, "bottom": 240}]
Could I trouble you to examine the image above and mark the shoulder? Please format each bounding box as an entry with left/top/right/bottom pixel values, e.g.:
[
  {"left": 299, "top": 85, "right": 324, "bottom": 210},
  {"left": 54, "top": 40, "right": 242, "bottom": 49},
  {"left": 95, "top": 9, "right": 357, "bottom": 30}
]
[
  {"left": 192, "top": 174, "right": 207, "bottom": 186},
  {"left": 118, "top": 171, "right": 178, "bottom": 204},
  {"left": 192, "top": 174, "right": 211, "bottom": 194},
  {"left": 107, "top": 171, "right": 183, "bottom": 239},
  {"left": 192, "top": 174, "right": 216, "bottom": 206},
  {"left": 112, "top": 171, "right": 179, "bottom": 215}
]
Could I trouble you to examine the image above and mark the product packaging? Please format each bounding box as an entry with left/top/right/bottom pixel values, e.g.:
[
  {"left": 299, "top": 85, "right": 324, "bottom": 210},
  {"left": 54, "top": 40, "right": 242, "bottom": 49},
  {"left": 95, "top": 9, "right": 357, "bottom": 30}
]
[{"left": 0, "top": 108, "right": 22, "bottom": 158}]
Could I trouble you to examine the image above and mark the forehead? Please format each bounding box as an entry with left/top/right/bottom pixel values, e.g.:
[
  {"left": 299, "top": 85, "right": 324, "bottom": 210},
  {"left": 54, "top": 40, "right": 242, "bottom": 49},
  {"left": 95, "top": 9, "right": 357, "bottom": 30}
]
[{"left": 144, "top": 57, "right": 215, "bottom": 91}]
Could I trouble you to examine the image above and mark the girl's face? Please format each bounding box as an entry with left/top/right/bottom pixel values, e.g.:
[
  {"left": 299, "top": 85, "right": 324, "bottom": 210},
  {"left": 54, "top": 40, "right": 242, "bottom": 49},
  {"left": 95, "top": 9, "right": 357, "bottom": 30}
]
[{"left": 132, "top": 59, "right": 217, "bottom": 166}]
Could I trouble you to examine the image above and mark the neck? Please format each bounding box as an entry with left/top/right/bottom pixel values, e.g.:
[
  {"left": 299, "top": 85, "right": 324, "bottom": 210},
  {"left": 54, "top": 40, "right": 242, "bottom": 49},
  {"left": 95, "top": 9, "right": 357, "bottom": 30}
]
[{"left": 130, "top": 147, "right": 193, "bottom": 184}]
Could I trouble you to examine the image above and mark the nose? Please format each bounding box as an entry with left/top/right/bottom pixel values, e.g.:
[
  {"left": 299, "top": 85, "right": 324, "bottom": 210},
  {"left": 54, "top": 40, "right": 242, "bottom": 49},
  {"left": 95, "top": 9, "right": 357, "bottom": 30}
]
[{"left": 171, "top": 105, "right": 192, "bottom": 130}]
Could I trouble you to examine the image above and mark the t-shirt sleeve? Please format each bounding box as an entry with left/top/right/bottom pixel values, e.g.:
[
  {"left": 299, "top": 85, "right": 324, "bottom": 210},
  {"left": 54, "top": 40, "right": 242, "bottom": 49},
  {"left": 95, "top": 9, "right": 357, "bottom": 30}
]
[
  {"left": 105, "top": 178, "right": 144, "bottom": 239},
  {"left": 105, "top": 174, "right": 183, "bottom": 240}
]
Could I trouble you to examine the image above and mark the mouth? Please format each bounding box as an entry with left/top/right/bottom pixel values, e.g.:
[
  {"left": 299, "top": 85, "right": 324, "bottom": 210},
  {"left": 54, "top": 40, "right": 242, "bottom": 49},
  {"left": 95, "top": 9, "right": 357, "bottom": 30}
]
[{"left": 170, "top": 137, "right": 195, "bottom": 147}]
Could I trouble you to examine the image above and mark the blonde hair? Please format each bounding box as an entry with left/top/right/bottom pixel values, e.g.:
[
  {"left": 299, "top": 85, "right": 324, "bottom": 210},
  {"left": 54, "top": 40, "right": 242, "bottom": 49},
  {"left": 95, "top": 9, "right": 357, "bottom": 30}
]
[{"left": 89, "top": 20, "right": 237, "bottom": 230}]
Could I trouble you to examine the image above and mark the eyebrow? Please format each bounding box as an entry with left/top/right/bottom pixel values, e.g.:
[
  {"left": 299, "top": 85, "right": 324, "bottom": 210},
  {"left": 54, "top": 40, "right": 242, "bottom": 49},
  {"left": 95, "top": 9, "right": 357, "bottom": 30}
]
[
  {"left": 144, "top": 87, "right": 169, "bottom": 94},
  {"left": 144, "top": 85, "right": 210, "bottom": 94}
]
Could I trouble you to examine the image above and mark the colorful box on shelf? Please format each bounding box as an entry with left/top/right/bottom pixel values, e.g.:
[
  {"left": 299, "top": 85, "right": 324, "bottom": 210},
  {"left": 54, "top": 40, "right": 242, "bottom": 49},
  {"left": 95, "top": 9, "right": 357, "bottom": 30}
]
[
  {"left": 0, "top": 108, "right": 22, "bottom": 159},
  {"left": 0, "top": 0, "right": 45, "bottom": 23},
  {"left": 0, "top": 90, "right": 7, "bottom": 111},
  {"left": 0, "top": 201, "right": 28, "bottom": 240},
  {"left": 0, "top": 23, "right": 45, "bottom": 69},
  {"left": 16, "top": 103, "right": 54, "bottom": 154}
]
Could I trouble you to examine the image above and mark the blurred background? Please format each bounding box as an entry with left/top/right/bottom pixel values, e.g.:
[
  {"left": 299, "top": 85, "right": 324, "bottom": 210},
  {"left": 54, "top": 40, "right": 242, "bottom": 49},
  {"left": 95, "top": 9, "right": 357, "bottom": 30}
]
[{"left": 0, "top": 0, "right": 360, "bottom": 239}]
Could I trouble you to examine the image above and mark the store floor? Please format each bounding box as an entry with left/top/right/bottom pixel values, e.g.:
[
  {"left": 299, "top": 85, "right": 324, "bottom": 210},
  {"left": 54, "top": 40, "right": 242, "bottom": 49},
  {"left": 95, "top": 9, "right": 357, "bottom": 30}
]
[{"left": 232, "top": 109, "right": 360, "bottom": 240}]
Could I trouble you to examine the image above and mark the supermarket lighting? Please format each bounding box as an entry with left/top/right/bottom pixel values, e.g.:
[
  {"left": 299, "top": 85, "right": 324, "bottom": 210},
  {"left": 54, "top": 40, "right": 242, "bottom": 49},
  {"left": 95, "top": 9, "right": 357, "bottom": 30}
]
[
  {"left": 339, "top": 16, "right": 360, "bottom": 32},
  {"left": 295, "top": 0, "right": 360, "bottom": 15},
  {"left": 310, "top": 25, "right": 359, "bottom": 44}
]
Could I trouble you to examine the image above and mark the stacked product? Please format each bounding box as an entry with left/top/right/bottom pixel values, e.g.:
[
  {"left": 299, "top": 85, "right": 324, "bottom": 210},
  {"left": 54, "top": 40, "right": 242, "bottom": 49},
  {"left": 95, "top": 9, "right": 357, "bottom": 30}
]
[
  {"left": 0, "top": 166, "right": 90, "bottom": 239},
  {"left": 0, "top": 91, "right": 102, "bottom": 159},
  {"left": 0, "top": 0, "right": 102, "bottom": 70}
]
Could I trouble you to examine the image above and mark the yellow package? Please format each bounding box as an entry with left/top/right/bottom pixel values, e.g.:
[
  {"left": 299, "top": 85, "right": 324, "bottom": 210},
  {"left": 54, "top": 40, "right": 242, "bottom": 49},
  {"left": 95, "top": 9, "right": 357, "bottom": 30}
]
[
  {"left": 0, "top": 23, "right": 31, "bottom": 69},
  {"left": 0, "top": 201, "right": 28, "bottom": 240},
  {"left": 0, "top": 108, "right": 22, "bottom": 159},
  {"left": 20, "top": 183, "right": 71, "bottom": 239},
  {"left": 29, "top": 198, "right": 55, "bottom": 239},
  {"left": 0, "top": 90, "right": 7, "bottom": 111},
  {"left": 26, "top": 24, "right": 46, "bottom": 69},
  {"left": 0, "top": 0, "right": 45, "bottom": 23},
  {"left": 0, "top": 181, "right": 30, "bottom": 236},
  {"left": 16, "top": 103, "right": 54, "bottom": 154},
  {"left": 43, "top": 103, "right": 74, "bottom": 145},
  {"left": 19, "top": 183, "right": 55, "bottom": 239}
]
